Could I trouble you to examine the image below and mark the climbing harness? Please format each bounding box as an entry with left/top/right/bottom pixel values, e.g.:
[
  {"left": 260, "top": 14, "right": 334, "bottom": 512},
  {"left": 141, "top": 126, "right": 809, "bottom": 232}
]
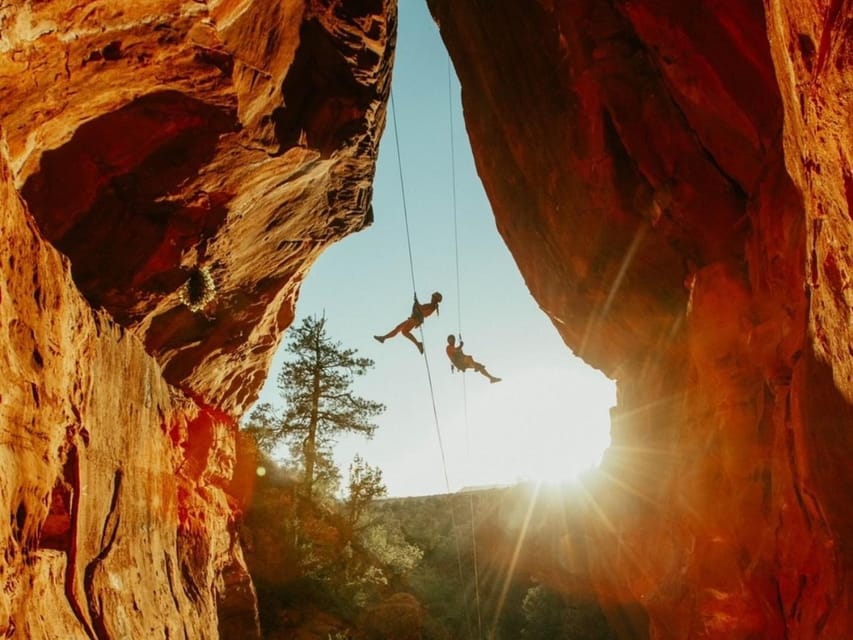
[{"left": 410, "top": 294, "right": 424, "bottom": 326}]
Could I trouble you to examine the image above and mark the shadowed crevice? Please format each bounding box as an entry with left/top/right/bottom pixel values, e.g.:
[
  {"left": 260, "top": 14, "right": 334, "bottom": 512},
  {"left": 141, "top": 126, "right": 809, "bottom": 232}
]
[
  {"left": 21, "top": 91, "right": 238, "bottom": 325},
  {"left": 83, "top": 470, "right": 123, "bottom": 640},
  {"left": 271, "top": 19, "right": 375, "bottom": 158}
]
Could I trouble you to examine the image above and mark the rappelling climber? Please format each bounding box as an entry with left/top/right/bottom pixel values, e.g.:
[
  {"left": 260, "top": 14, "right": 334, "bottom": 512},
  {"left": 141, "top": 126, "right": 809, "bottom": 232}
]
[
  {"left": 445, "top": 334, "right": 501, "bottom": 383},
  {"left": 374, "top": 292, "right": 443, "bottom": 354}
]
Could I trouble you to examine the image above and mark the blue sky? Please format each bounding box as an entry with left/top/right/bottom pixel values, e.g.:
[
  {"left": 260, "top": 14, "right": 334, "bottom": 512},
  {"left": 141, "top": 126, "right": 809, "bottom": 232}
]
[{"left": 253, "top": 1, "right": 615, "bottom": 497}]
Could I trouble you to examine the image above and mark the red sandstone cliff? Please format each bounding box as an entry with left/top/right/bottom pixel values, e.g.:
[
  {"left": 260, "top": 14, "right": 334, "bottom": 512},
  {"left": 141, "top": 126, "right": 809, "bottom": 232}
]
[
  {"left": 428, "top": 0, "right": 851, "bottom": 637},
  {"left": 0, "top": 0, "right": 393, "bottom": 637}
]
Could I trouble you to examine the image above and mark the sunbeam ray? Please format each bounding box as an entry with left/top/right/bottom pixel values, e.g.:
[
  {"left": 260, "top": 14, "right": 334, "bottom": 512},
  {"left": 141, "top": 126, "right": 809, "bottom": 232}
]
[{"left": 489, "top": 482, "right": 541, "bottom": 638}]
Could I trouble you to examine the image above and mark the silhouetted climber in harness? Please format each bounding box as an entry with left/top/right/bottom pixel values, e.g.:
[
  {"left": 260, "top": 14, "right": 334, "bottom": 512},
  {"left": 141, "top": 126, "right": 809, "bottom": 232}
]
[
  {"left": 374, "top": 292, "right": 443, "bottom": 354},
  {"left": 445, "top": 335, "right": 501, "bottom": 383}
]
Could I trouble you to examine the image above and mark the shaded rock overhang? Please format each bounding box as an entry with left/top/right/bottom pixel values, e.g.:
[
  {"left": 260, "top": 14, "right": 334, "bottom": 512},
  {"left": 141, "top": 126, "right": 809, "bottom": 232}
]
[
  {"left": 0, "top": 0, "right": 395, "bottom": 638},
  {"left": 427, "top": 0, "right": 852, "bottom": 637},
  {"left": 3, "top": 0, "right": 395, "bottom": 418}
]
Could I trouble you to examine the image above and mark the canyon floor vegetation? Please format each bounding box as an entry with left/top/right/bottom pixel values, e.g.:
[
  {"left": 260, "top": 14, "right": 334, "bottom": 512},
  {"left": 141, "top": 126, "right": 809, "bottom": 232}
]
[{"left": 236, "top": 317, "right": 616, "bottom": 639}]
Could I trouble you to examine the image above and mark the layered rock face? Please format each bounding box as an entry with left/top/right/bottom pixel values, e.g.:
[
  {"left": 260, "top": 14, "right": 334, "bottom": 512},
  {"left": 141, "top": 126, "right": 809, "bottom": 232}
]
[
  {"left": 428, "top": 0, "right": 851, "bottom": 637},
  {"left": 0, "top": 0, "right": 393, "bottom": 637}
]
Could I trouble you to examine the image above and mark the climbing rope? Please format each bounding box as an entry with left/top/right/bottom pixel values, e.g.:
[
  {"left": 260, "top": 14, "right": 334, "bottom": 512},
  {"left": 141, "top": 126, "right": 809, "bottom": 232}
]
[
  {"left": 447, "top": 58, "right": 483, "bottom": 640},
  {"left": 390, "top": 87, "right": 477, "bottom": 640},
  {"left": 389, "top": 90, "right": 419, "bottom": 297},
  {"left": 448, "top": 59, "right": 463, "bottom": 340}
]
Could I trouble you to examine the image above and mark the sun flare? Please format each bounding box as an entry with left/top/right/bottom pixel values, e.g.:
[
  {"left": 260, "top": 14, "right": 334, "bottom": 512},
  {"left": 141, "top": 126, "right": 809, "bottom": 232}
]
[{"left": 448, "top": 363, "right": 615, "bottom": 489}]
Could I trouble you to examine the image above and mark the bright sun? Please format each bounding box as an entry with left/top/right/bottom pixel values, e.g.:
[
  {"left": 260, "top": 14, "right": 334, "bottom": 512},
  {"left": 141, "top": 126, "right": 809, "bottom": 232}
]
[{"left": 447, "top": 364, "right": 615, "bottom": 489}]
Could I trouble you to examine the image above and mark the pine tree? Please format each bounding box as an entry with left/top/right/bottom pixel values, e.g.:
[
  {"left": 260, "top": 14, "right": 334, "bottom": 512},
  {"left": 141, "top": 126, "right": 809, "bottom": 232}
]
[
  {"left": 345, "top": 455, "right": 387, "bottom": 532},
  {"left": 274, "top": 315, "right": 385, "bottom": 499},
  {"left": 243, "top": 402, "right": 279, "bottom": 455}
]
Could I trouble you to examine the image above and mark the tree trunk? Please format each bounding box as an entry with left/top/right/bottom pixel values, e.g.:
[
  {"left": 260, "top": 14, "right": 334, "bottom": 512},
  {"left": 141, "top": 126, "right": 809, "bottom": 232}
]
[{"left": 305, "top": 337, "right": 322, "bottom": 500}]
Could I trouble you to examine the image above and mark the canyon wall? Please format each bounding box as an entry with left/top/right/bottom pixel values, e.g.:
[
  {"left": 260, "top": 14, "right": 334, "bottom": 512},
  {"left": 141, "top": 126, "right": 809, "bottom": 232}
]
[
  {"left": 427, "top": 0, "right": 851, "bottom": 638},
  {"left": 0, "top": 0, "right": 393, "bottom": 637}
]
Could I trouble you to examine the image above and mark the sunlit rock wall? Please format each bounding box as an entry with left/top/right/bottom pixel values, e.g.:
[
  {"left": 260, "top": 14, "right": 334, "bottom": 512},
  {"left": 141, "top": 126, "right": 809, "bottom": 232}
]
[
  {"left": 0, "top": 0, "right": 393, "bottom": 637},
  {"left": 428, "top": 0, "right": 851, "bottom": 637}
]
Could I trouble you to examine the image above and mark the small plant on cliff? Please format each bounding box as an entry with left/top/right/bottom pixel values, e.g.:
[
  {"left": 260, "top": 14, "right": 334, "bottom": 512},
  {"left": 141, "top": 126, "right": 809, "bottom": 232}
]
[{"left": 178, "top": 265, "right": 216, "bottom": 312}]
